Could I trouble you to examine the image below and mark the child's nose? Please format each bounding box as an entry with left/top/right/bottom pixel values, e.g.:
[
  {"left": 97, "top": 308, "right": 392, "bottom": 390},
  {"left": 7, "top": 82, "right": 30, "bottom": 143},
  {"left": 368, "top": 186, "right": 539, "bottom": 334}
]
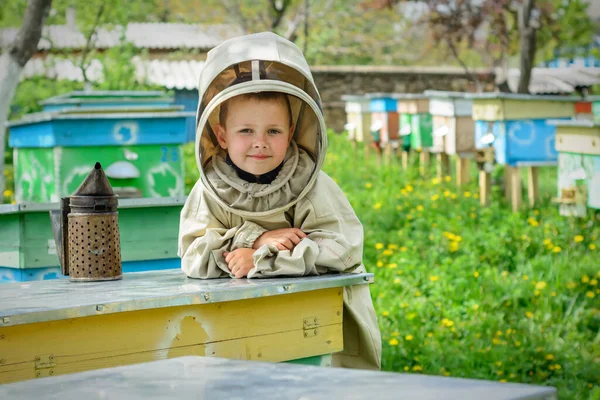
[{"left": 253, "top": 133, "right": 268, "bottom": 148}]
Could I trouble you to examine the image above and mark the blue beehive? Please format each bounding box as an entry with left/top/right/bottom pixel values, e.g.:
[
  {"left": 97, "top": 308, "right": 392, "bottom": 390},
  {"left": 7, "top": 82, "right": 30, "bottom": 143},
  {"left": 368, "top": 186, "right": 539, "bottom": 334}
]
[
  {"left": 365, "top": 93, "right": 400, "bottom": 149},
  {"left": 7, "top": 91, "right": 195, "bottom": 203},
  {"left": 469, "top": 93, "right": 578, "bottom": 166}
]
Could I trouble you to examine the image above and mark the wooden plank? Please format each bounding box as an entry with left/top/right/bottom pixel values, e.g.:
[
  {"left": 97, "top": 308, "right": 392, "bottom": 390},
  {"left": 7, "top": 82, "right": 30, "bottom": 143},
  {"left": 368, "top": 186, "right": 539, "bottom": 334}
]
[
  {"left": 0, "top": 288, "right": 343, "bottom": 383},
  {"left": 479, "top": 170, "right": 491, "bottom": 206},
  {"left": 527, "top": 166, "right": 539, "bottom": 207},
  {"left": 0, "top": 214, "right": 21, "bottom": 268},
  {"left": 511, "top": 167, "right": 522, "bottom": 212},
  {"left": 436, "top": 153, "right": 449, "bottom": 179},
  {"left": 456, "top": 157, "right": 470, "bottom": 187},
  {"left": 401, "top": 151, "right": 409, "bottom": 170},
  {"left": 472, "top": 99, "right": 575, "bottom": 121},
  {"left": 419, "top": 151, "right": 430, "bottom": 177},
  {"left": 504, "top": 166, "right": 513, "bottom": 200},
  {"left": 555, "top": 131, "right": 600, "bottom": 155}
]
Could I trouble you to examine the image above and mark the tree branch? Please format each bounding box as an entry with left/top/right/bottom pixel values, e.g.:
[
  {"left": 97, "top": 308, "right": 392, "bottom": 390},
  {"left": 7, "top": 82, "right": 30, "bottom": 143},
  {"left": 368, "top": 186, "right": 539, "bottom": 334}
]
[
  {"left": 9, "top": 0, "right": 53, "bottom": 66},
  {"left": 80, "top": 1, "right": 106, "bottom": 85}
]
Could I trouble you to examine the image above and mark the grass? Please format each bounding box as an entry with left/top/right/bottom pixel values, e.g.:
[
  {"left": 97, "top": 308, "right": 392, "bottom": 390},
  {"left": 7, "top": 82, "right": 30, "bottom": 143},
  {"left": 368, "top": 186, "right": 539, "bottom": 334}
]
[{"left": 184, "top": 131, "right": 599, "bottom": 400}]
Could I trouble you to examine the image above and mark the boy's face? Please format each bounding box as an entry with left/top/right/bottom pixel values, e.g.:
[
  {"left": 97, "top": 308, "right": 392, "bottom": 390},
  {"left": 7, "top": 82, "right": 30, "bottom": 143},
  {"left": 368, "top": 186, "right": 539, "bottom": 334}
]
[{"left": 215, "top": 96, "right": 294, "bottom": 176}]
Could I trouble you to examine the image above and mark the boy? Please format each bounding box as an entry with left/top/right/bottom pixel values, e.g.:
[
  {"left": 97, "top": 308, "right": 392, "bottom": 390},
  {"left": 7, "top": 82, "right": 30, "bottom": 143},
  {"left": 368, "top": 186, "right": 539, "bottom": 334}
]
[{"left": 178, "top": 32, "right": 381, "bottom": 370}]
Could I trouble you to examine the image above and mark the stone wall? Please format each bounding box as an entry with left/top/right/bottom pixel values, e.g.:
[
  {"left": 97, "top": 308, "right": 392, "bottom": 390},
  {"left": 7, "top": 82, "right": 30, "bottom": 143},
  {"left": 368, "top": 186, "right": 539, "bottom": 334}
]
[{"left": 310, "top": 66, "right": 495, "bottom": 132}]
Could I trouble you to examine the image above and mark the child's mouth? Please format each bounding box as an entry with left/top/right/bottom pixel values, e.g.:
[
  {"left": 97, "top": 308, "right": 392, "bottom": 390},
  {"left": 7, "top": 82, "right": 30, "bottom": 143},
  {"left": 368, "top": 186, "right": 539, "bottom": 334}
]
[{"left": 249, "top": 155, "right": 270, "bottom": 160}]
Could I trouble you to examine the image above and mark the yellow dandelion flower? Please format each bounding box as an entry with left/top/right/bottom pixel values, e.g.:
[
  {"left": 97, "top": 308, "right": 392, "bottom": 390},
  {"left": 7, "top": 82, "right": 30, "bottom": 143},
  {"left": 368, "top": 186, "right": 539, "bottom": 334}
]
[
  {"left": 432, "top": 177, "right": 441, "bottom": 185},
  {"left": 392, "top": 331, "right": 400, "bottom": 337},
  {"left": 388, "top": 338, "right": 399, "bottom": 346},
  {"left": 499, "top": 379, "right": 507, "bottom": 383},
  {"left": 495, "top": 330, "right": 503, "bottom": 336},
  {"left": 515, "top": 341, "right": 521, "bottom": 347},
  {"left": 416, "top": 205, "right": 424, "bottom": 211},
  {"left": 474, "top": 271, "right": 480, "bottom": 278},
  {"left": 400, "top": 302, "right": 409, "bottom": 308},
  {"left": 496, "top": 361, "right": 503, "bottom": 367},
  {"left": 427, "top": 332, "right": 433, "bottom": 337},
  {"left": 535, "top": 281, "right": 547, "bottom": 290},
  {"left": 473, "top": 193, "right": 479, "bottom": 199},
  {"left": 415, "top": 291, "right": 422, "bottom": 297},
  {"left": 404, "top": 366, "right": 409, "bottom": 371},
  {"left": 574, "top": 235, "right": 584, "bottom": 243},
  {"left": 448, "top": 242, "right": 460, "bottom": 253},
  {"left": 430, "top": 275, "right": 439, "bottom": 282},
  {"left": 586, "top": 291, "right": 595, "bottom": 298},
  {"left": 551, "top": 292, "right": 556, "bottom": 296},
  {"left": 396, "top": 205, "right": 403, "bottom": 211},
  {"left": 501, "top": 271, "right": 509, "bottom": 277},
  {"left": 545, "top": 354, "right": 555, "bottom": 360},
  {"left": 393, "top": 278, "right": 401, "bottom": 284},
  {"left": 525, "top": 311, "right": 534, "bottom": 319},
  {"left": 388, "top": 263, "right": 398, "bottom": 269},
  {"left": 590, "top": 244, "right": 597, "bottom": 250},
  {"left": 552, "top": 246, "right": 562, "bottom": 253},
  {"left": 375, "top": 243, "right": 384, "bottom": 250},
  {"left": 376, "top": 261, "right": 383, "bottom": 267},
  {"left": 464, "top": 191, "right": 472, "bottom": 197},
  {"left": 400, "top": 246, "right": 408, "bottom": 252},
  {"left": 451, "top": 193, "right": 457, "bottom": 199},
  {"left": 492, "top": 338, "right": 502, "bottom": 345},
  {"left": 383, "top": 249, "right": 393, "bottom": 256},
  {"left": 582, "top": 275, "right": 590, "bottom": 283},
  {"left": 365, "top": 182, "right": 372, "bottom": 189},
  {"left": 406, "top": 184, "right": 414, "bottom": 192},
  {"left": 373, "top": 202, "right": 383, "bottom": 210},
  {"left": 523, "top": 275, "right": 529, "bottom": 281},
  {"left": 443, "top": 190, "right": 451, "bottom": 197},
  {"left": 566, "top": 281, "right": 577, "bottom": 289},
  {"left": 412, "top": 365, "right": 423, "bottom": 372},
  {"left": 382, "top": 311, "right": 389, "bottom": 316},
  {"left": 552, "top": 364, "right": 561, "bottom": 370},
  {"left": 407, "top": 312, "right": 417, "bottom": 320},
  {"left": 472, "top": 304, "right": 479, "bottom": 310},
  {"left": 543, "top": 239, "right": 552, "bottom": 245},
  {"left": 405, "top": 335, "right": 414, "bottom": 341},
  {"left": 3, "top": 189, "right": 13, "bottom": 198},
  {"left": 444, "top": 176, "right": 451, "bottom": 182},
  {"left": 431, "top": 194, "right": 440, "bottom": 201},
  {"left": 590, "top": 279, "right": 598, "bottom": 286}
]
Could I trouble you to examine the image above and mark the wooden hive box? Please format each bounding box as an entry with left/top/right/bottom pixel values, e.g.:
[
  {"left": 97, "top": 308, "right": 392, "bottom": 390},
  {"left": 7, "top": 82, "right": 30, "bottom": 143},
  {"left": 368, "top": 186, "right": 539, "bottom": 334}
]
[
  {"left": 7, "top": 91, "right": 194, "bottom": 203},
  {"left": 549, "top": 120, "right": 600, "bottom": 216},
  {"left": 470, "top": 93, "right": 578, "bottom": 166},
  {"left": 0, "top": 197, "right": 185, "bottom": 282},
  {"left": 395, "top": 94, "right": 433, "bottom": 150},
  {"left": 426, "top": 91, "right": 475, "bottom": 155},
  {"left": 367, "top": 93, "right": 400, "bottom": 144},
  {"left": 0, "top": 271, "right": 373, "bottom": 383},
  {"left": 341, "top": 95, "right": 372, "bottom": 143}
]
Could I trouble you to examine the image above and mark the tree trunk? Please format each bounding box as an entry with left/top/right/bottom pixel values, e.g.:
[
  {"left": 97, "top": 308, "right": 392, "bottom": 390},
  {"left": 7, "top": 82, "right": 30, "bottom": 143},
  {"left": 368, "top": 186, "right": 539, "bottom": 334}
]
[
  {"left": 0, "top": 0, "right": 52, "bottom": 203},
  {"left": 517, "top": 0, "right": 537, "bottom": 94}
]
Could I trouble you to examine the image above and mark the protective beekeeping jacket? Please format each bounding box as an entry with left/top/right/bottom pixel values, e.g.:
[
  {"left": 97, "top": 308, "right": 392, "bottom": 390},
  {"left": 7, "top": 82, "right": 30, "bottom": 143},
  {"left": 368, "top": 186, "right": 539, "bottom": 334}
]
[{"left": 178, "top": 32, "right": 381, "bottom": 369}]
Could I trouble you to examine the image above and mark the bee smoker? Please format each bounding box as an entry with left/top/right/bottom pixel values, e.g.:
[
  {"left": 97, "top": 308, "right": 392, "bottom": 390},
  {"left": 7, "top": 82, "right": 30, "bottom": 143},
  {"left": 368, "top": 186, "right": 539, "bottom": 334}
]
[{"left": 50, "top": 162, "right": 122, "bottom": 281}]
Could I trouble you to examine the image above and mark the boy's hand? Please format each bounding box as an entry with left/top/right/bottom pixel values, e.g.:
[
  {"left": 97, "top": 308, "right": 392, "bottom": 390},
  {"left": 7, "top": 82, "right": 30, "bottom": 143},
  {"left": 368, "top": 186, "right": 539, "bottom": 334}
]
[
  {"left": 224, "top": 248, "right": 256, "bottom": 278},
  {"left": 252, "top": 228, "right": 308, "bottom": 251}
]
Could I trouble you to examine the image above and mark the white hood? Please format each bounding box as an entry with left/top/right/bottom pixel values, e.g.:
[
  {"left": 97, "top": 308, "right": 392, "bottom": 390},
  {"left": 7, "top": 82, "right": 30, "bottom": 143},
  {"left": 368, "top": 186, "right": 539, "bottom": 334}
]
[{"left": 195, "top": 32, "right": 327, "bottom": 217}]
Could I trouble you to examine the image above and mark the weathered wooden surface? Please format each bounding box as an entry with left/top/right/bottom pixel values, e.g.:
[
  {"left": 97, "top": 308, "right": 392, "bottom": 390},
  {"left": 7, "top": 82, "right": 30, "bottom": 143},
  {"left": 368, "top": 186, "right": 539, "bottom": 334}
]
[
  {"left": 0, "top": 356, "right": 558, "bottom": 400},
  {"left": 0, "top": 269, "right": 372, "bottom": 326}
]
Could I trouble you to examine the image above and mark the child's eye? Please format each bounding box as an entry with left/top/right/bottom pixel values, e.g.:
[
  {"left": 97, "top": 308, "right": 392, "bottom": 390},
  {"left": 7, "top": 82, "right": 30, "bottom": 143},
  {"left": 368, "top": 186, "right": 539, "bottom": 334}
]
[
  {"left": 268, "top": 129, "right": 281, "bottom": 135},
  {"left": 239, "top": 129, "right": 252, "bottom": 134}
]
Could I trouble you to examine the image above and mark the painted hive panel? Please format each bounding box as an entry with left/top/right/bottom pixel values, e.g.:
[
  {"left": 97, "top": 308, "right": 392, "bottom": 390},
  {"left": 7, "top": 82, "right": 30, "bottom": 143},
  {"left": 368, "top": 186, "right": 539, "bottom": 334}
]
[
  {"left": 431, "top": 116, "right": 451, "bottom": 153},
  {"left": 14, "top": 148, "right": 57, "bottom": 203},
  {"left": 454, "top": 116, "right": 476, "bottom": 154},
  {"left": 555, "top": 126, "right": 600, "bottom": 155},
  {"left": 57, "top": 145, "right": 185, "bottom": 199},
  {"left": 474, "top": 121, "right": 507, "bottom": 165},
  {"left": 472, "top": 99, "right": 504, "bottom": 121},
  {"left": 369, "top": 98, "right": 397, "bottom": 113},
  {"left": 429, "top": 99, "right": 455, "bottom": 117},
  {"left": 399, "top": 114, "right": 412, "bottom": 150},
  {"left": 410, "top": 114, "right": 433, "bottom": 149},
  {"left": 0, "top": 214, "right": 21, "bottom": 269},
  {"left": 557, "top": 153, "right": 600, "bottom": 216},
  {"left": 502, "top": 100, "right": 575, "bottom": 120},
  {"left": 370, "top": 112, "right": 386, "bottom": 144},
  {"left": 504, "top": 119, "right": 558, "bottom": 165},
  {"left": 345, "top": 112, "right": 361, "bottom": 141}
]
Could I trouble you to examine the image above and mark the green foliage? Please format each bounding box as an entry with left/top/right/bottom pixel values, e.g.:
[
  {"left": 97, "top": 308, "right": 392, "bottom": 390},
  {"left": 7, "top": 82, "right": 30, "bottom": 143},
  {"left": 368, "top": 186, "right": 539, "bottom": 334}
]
[{"left": 184, "top": 131, "right": 599, "bottom": 400}]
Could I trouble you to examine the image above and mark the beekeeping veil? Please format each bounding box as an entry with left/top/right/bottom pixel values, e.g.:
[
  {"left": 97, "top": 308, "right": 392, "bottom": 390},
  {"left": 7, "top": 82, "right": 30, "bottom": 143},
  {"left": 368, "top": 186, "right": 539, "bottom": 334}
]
[{"left": 195, "top": 32, "right": 327, "bottom": 216}]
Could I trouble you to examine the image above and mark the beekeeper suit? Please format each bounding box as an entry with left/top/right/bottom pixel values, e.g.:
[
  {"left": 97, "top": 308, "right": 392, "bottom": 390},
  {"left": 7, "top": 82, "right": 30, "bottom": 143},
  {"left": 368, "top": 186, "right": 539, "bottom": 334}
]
[{"left": 178, "top": 32, "right": 381, "bottom": 370}]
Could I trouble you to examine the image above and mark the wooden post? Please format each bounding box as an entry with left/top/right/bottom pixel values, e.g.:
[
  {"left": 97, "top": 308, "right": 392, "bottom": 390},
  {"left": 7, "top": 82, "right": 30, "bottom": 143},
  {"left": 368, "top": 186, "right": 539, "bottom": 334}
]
[
  {"left": 436, "top": 153, "right": 450, "bottom": 179},
  {"left": 511, "top": 166, "right": 522, "bottom": 212},
  {"left": 419, "top": 151, "right": 430, "bottom": 177},
  {"left": 527, "top": 166, "right": 539, "bottom": 207},
  {"left": 504, "top": 166, "right": 513, "bottom": 200},
  {"left": 401, "top": 151, "right": 410, "bottom": 169},
  {"left": 383, "top": 143, "right": 393, "bottom": 165},
  {"left": 456, "top": 157, "right": 470, "bottom": 187},
  {"left": 479, "top": 170, "right": 491, "bottom": 206}
]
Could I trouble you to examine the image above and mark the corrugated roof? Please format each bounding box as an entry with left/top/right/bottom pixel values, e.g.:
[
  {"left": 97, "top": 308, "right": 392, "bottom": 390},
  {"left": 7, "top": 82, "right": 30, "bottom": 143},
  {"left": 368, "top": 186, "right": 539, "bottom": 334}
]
[
  {"left": 20, "top": 57, "right": 203, "bottom": 90},
  {"left": 506, "top": 67, "right": 600, "bottom": 94},
  {"left": 0, "top": 23, "right": 243, "bottom": 50}
]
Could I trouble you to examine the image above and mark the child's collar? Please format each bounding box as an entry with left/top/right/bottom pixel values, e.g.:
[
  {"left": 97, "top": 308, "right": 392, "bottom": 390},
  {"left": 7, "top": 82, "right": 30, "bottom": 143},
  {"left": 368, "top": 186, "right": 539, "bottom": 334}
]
[{"left": 225, "top": 154, "right": 284, "bottom": 184}]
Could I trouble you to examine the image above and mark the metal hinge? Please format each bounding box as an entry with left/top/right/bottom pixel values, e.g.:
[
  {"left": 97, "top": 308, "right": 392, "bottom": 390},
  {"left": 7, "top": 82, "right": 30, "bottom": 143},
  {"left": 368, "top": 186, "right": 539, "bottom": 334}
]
[
  {"left": 34, "top": 354, "right": 56, "bottom": 378},
  {"left": 303, "top": 317, "right": 319, "bottom": 338}
]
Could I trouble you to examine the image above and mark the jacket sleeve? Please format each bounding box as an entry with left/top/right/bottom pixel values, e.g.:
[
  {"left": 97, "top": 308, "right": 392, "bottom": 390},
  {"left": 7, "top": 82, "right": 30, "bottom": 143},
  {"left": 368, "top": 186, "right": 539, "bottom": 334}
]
[
  {"left": 248, "top": 173, "right": 364, "bottom": 278},
  {"left": 178, "top": 182, "right": 267, "bottom": 279}
]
